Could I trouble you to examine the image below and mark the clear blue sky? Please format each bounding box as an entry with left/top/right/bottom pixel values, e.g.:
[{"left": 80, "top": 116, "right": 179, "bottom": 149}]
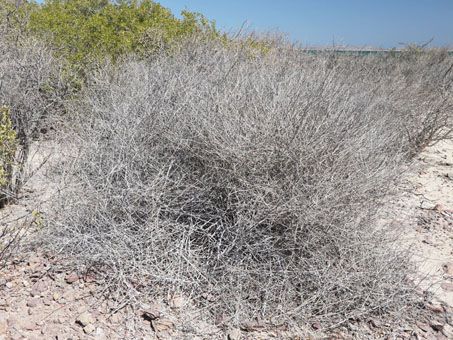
[{"left": 159, "top": 0, "right": 453, "bottom": 48}]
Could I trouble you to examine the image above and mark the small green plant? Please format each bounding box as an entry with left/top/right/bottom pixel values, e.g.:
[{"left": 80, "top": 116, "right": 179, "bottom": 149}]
[
  {"left": 31, "top": 209, "right": 45, "bottom": 231},
  {"left": 0, "top": 105, "right": 19, "bottom": 208}
]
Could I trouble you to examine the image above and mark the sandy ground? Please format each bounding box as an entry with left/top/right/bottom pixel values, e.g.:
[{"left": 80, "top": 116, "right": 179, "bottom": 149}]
[
  {"left": 384, "top": 139, "right": 453, "bottom": 308},
  {"left": 0, "top": 139, "right": 452, "bottom": 340}
]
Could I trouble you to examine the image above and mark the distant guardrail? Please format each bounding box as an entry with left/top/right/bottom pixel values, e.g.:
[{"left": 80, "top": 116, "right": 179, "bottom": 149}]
[{"left": 301, "top": 49, "right": 453, "bottom": 56}]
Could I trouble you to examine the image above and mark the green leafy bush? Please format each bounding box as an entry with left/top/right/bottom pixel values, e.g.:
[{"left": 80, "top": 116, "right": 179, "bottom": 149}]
[{"left": 28, "top": 0, "right": 219, "bottom": 66}]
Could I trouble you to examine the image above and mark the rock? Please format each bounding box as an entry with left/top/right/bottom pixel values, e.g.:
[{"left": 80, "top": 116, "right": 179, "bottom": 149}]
[
  {"left": 22, "top": 280, "right": 29, "bottom": 287},
  {"left": 416, "top": 321, "right": 430, "bottom": 332},
  {"left": 56, "top": 333, "right": 67, "bottom": 340},
  {"left": 152, "top": 319, "right": 174, "bottom": 332},
  {"left": 170, "top": 296, "right": 185, "bottom": 309},
  {"left": 442, "top": 324, "right": 453, "bottom": 338},
  {"left": 427, "top": 304, "right": 444, "bottom": 313},
  {"left": 53, "top": 292, "right": 62, "bottom": 301},
  {"left": 84, "top": 324, "right": 95, "bottom": 334},
  {"left": 228, "top": 328, "right": 241, "bottom": 340},
  {"left": 312, "top": 322, "right": 322, "bottom": 330},
  {"left": 76, "top": 312, "right": 94, "bottom": 327},
  {"left": 440, "top": 283, "right": 453, "bottom": 291},
  {"left": 28, "top": 308, "right": 34, "bottom": 315},
  {"left": 110, "top": 313, "right": 122, "bottom": 324},
  {"left": 27, "top": 299, "right": 39, "bottom": 307},
  {"left": 5, "top": 282, "right": 13, "bottom": 289},
  {"left": 33, "top": 281, "right": 47, "bottom": 293},
  {"left": 430, "top": 320, "right": 445, "bottom": 332},
  {"left": 30, "top": 289, "right": 42, "bottom": 297},
  {"left": 434, "top": 204, "right": 446, "bottom": 211},
  {"left": 28, "top": 255, "right": 42, "bottom": 264},
  {"left": 66, "top": 273, "right": 79, "bottom": 284},
  {"left": 421, "top": 201, "right": 436, "bottom": 210},
  {"left": 7, "top": 318, "right": 19, "bottom": 331},
  {"left": 24, "top": 321, "right": 37, "bottom": 331},
  {"left": 57, "top": 317, "right": 66, "bottom": 324},
  {"left": 77, "top": 306, "right": 87, "bottom": 314},
  {"left": 142, "top": 304, "right": 162, "bottom": 320},
  {"left": 240, "top": 319, "right": 266, "bottom": 331},
  {"left": 443, "top": 263, "right": 453, "bottom": 275}
]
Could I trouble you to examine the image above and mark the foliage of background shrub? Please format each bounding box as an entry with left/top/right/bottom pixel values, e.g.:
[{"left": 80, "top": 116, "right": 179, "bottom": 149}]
[{"left": 27, "top": 0, "right": 220, "bottom": 66}]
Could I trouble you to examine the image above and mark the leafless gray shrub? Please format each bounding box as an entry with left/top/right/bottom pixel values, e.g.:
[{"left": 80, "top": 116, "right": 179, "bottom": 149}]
[
  {"left": 0, "top": 30, "right": 74, "bottom": 201},
  {"left": 0, "top": 24, "right": 73, "bottom": 266},
  {"left": 43, "top": 35, "right": 452, "bottom": 328}
]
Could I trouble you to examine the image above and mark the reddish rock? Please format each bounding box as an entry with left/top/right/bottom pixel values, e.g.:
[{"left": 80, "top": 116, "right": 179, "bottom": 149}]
[
  {"left": 28, "top": 256, "right": 43, "bottom": 264},
  {"left": 7, "top": 318, "right": 19, "bottom": 331},
  {"left": 240, "top": 319, "right": 265, "bottom": 332},
  {"left": 65, "top": 273, "right": 79, "bottom": 284},
  {"left": 170, "top": 296, "right": 185, "bottom": 309},
  {"left": 24, "top": 321, "right": 37, "bottom": 331},
  {"left": 33, "top": 281, "right": 47, "bottom": 293},
  {"left": 434, "top": 204, "right": 446, "bottom": 211},
  {"left": 312, "top": 322, "right": 322, "bottom": 330},
  {"left": 427, "top": 304, "right": 444, "bottom": 313},
  {"left": 0, "top": 321, "right": 7, "bottom": 334},
  {"left": 26, "top": 299, "right": 39, "bottom": 307},
  {"left": 417, "top": 321, "right": 430, "bottom": 332}
]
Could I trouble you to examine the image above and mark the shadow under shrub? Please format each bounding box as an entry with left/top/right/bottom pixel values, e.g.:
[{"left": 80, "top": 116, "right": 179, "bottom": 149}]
[{"left": 44, "top": 36, "right": 452, "bottom": 327}]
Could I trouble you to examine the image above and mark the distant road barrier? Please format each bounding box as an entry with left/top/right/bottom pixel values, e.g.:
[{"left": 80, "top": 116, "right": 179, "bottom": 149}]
[{"left": 301, "top": 49, "right": 453, "bottom": 56}]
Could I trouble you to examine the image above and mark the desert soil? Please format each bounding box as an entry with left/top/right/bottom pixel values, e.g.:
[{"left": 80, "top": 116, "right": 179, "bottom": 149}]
[{"left": 0, "top": 139, "right": 452, "bottom": 340}]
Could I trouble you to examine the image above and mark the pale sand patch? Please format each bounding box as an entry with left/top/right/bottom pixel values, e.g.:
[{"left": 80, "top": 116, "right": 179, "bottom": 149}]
[{"left": 381, "top": 138, "right": 453, "bottom": 307}]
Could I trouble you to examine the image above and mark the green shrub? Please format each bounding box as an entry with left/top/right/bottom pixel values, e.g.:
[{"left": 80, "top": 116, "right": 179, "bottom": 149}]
[
  {"left": 28, "top": 0, "right": 219, "bottom": 67},
  {"left": 0, "top": 105, "right": 19, "bottom": 207}
]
